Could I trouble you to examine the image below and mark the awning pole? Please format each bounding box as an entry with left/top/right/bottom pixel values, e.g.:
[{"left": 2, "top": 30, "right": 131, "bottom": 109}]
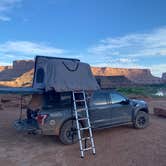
[{"left": 19, "top": 95, "right": 23, "bottom": 121}]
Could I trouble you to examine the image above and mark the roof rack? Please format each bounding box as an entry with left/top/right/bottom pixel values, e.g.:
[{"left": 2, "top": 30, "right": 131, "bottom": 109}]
[{"left": 35, "top": 55, "right": 80, "bottom": 62}]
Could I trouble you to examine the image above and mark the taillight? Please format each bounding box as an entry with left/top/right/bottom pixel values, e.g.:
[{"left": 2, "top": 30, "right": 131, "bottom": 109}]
[{"left": 37, "top": 114, "right": 48, "bottom": 125}]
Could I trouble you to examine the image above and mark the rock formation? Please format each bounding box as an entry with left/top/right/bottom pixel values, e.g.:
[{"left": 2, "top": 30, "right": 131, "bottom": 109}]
[
  {"left": 0, "top": 60, "right": 164, "bottom": 87},
  {"left": 95, "top": 75, "right": 133, "bottom": 88},
  {"left": 0, "top": 60, "right": 34, "bottom": 81},
  {"left": 91, "top": 67, "right": 162, "bottom": 84},
  {"left": 0, "top": 69, "right": 34, "bottom": 87}
]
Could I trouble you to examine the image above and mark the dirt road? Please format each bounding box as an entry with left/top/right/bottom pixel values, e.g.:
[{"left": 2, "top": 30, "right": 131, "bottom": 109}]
[{"left": 0, "top": 107, "right": 165, "bottom": 166}]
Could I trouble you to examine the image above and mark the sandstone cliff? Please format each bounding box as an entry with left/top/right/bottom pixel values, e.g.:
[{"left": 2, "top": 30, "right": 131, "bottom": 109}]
[
  {"left": 0, "top": 69, "right": 34, "bottom": 87},
  {"left": 91, "top": 67, "right": 162, "bottom": 84},
  {"left": 95, "top": 75, "right": 133, "bottom": 88},
  {"left": 0, "top": 60, "right": 164, "bottom": 87},
  {"left": 0, "top": 60, "right": 34, "bottom": 81}
]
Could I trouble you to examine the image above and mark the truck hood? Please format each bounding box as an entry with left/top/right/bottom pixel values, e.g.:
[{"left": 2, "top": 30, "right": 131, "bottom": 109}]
[{"left": 130, "top": 99, "right": 147, "bottom": 107}]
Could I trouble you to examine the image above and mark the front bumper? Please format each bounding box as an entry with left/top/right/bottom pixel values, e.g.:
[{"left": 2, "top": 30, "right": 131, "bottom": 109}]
[{"left": 14, "top": 119, "right": 42, "bottom": 134}]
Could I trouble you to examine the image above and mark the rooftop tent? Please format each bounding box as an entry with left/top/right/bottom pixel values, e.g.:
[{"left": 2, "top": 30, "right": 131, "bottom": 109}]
[{"left": 33, "top": 56, "right": 100, "bottom": 92}]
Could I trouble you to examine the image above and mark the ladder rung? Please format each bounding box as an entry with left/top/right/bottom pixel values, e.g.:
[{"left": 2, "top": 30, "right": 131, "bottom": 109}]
[
  {"left": 76, "top": 108, "right": 86, "bottom": 112},
  {"left": 73, "top": 91, "right": 84, "bottom": 94},
  {"left": 74, "top": 99, "right": 86, "bottom": 102},
  {"left": 80, "top": 127, "right": 90, "bottom": 131},
  {"left": 72, "top": 90, "right": 96, "bottom": 157},
  {"left": 77, "top": 117, "right": 88, "bottom": 121},
  {"left": 82, "top": 147, "right": 93, "bottom": 151},
  {"left": 81, "top": 137, "right": 91, "bottom": 141}
]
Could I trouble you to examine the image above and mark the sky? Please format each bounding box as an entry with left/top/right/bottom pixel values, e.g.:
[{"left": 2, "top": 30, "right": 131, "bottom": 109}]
[{"left": 0, "top": 0, "right": 166, "bottom": 77}]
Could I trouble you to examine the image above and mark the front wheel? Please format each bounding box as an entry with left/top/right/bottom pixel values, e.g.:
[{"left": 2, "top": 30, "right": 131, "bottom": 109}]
[
  {"left": 134, "top": 111, "right": 149, "bottom": 129},
  {"left": 59, "top": 119, "right": 83, "bottom": 145}
]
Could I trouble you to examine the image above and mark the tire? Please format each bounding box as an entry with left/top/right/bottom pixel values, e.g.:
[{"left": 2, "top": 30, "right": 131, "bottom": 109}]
[
  {"left": 134, "top": 111, "right": 149, "bottom": 129},
  {"left": 59, "top": 119, "right": 83, "bottom": 145}
]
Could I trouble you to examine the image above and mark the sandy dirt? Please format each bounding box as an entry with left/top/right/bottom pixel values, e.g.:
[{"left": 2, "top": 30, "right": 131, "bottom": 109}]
[{"left": 0, "top": 102, "right": 166, "bottom": 166}]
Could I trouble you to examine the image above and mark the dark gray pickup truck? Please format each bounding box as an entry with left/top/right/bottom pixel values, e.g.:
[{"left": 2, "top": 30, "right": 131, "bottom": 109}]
[{"left": 15, "top": 89, "right": 149, "bottom": 145}]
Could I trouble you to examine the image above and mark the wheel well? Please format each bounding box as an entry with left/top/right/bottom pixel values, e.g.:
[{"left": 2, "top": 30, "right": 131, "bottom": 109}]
[
  {"left": 138, "top": 108, "right": 148, "bottom": 113},
  {"left": 133, "top": 108, "right": 149, "bottom": 122},
  {"left": 59, "top": 117, "right": 85, "bottom": 134}
]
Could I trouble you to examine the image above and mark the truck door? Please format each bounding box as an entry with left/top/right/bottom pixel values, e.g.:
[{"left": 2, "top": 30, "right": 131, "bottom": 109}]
[
  {"left": 109, "top": 92, "right": 133, "bottom": 124},
  {"left": 89, "top": 91, "right": 111, "bottom": 127}
]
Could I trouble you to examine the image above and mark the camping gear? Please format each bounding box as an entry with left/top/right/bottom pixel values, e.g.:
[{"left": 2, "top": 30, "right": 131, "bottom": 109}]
[
  {"left": 33, "top": 56, "right": 100, "bottom": 91},
  {"left": 72, "top": 91, "right": 96, "bottom": 158}
]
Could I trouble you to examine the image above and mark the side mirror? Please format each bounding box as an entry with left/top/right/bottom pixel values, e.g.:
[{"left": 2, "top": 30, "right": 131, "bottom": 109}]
[
  {"left": 120, "top": 99, "right": 129, "bottom": 105},
  {"left": 125, "top": 99, "right": 130, "bottom": 104}
]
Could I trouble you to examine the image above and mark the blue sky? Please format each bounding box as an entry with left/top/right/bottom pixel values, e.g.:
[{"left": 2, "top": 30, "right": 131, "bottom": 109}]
[{"left": 0, "top": 0, "right": 166, "bottom": 76}]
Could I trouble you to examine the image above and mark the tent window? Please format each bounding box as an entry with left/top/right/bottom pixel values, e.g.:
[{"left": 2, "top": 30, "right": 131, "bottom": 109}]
[{"left": 36, "top": 68, "right": 44, "bottom": 83}]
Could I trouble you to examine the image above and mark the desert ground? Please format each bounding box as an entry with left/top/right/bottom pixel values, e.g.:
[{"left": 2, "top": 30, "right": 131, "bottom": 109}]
[{"left": 0, "top": 96, "right": 165, "bottom": 166}]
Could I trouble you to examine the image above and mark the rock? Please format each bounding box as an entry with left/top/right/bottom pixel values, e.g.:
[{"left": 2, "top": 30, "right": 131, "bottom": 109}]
[
  {"left": 91, "top": 67, "right": 162, "bottom": 85},
  {"left": 0, "top": 69, "right": 34, "bottom": 87},
  {"left": 13, "top": 60, "right": 34, "bottom": 71},
  {"left": 154, "top": 107, "right": 166, "bottom": 117},
  {"left": 0, "top": 60, "right": 163, "bottom": 87},
  {"left": 0, "top": 60, "right": 34, "bottom": 81},
  {"left": 95, "top": 75, "right": 133, "bottom": 88},
  {"left": 0, "top": 66, "right": 12, "bottom": 72}
]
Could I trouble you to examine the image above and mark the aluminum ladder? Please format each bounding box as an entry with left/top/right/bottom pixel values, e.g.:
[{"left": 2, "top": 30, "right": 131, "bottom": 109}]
[{"left": 72, "top": 90, "right": 96, "bottom": 158}]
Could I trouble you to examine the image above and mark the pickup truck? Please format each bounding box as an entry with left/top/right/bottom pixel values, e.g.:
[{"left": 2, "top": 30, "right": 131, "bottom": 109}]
[{"left": 14, "top": 89, "right": 149, "bottom": 145}]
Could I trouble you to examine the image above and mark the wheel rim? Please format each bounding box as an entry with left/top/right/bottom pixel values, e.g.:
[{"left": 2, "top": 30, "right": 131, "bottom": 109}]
[
  {"left": 66, "top": 127, "right": 78, "bottom": 141},
  {"left": 138, "top": 116, "right": 146, "bottom": 126}
]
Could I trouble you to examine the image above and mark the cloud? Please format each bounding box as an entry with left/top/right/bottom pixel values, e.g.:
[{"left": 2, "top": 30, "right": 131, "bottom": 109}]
[
  {"left": 0, "top": 41, "right": 65, "bottom": 63},
  {"left": 89, "top": 27, "right": 166, "bottom": 58},
  {"left": 149, "top": 64, "right": 166, "bottom": 77},
  {"left": 0, "top": 15, "right": 11, "bottom": 21},
  {"left": 88, "top": 27, "right": 166, "bottom": 77},
  {"left": 91, "top": 60, "right": 166, "bottom": 77},
  {"left": 0, "top": 0, "right": 22, "bottom": 21},
  {"left": 91, "top": 60, "right": 142, "bottom": 69}
]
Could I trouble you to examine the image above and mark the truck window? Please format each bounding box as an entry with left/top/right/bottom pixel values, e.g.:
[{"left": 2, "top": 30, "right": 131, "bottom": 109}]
[
  {"left": 92, "top": 92, "right": 108, "bottom": 106},
  {"left": 110, "top": 93, "right": 126, "bottom": 104}
]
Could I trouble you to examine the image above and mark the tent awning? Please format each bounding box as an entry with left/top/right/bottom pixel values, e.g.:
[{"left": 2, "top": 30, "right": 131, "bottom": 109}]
[{"left": 0, "top": 87, "right": 44, "bottom": 95}]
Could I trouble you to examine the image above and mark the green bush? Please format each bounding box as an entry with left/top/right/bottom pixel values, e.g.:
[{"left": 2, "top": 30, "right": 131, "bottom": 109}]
[{"left": 116, "top": 84, "right": 166, "bottom": 98}]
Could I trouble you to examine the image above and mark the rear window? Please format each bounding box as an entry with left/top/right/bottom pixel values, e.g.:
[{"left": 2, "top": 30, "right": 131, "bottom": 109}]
[{"left": 44, "top": 91, "right": 72, "bottom": 108}]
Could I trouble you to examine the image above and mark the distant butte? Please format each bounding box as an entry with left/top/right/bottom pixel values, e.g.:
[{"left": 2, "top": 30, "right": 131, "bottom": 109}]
[{"left": 0, "top": 60, "right": 164, "bottom": 87}]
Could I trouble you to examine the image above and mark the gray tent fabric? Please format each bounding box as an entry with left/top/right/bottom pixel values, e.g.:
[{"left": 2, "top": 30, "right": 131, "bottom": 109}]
[{"left": 33, "top": 56, "right": 100, "bottom": 92}]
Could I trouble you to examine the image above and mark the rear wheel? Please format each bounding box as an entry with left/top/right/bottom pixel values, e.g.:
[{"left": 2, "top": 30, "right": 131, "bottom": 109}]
[
  {"left": 134, "top": 111, "right": 149, "bottom": 129},
  {"left": 59, "top": 119, "right": 83, "bottom": 145}
]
